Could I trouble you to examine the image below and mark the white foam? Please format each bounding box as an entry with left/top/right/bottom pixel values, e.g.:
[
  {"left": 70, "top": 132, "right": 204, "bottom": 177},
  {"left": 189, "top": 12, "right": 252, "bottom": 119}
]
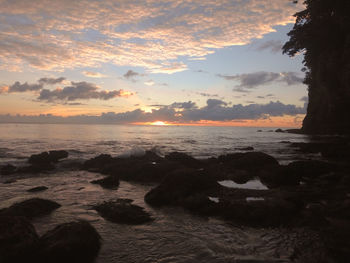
[
  {"left": 208, "top": 197, "right": 219, "bottom": 203},
  {"left": 118, "top": 147, "right": 146, "bottom": 158},
  {"left": 246, "top": 197, "right": 265, "bottom": 202},
  {"left": 218, "top": 179, "right": 268, "bottom": 190}
]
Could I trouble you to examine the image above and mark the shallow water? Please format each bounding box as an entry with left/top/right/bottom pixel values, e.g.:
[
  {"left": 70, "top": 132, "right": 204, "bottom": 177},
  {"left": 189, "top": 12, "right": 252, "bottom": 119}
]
[
  {"left": 0, "top": 124, "right": 320, "bottom": 262},
  {"left": 1, "top": 171, "right": 298, "bottom": 262}
]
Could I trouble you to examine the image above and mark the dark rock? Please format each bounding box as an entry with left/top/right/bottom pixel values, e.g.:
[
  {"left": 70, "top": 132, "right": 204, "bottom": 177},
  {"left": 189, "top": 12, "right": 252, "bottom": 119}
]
[
  {"left": 164, "top": 152, "right": 201, "bottom": 168},
  {"left": 48, "top": 150, "right": 69, "bottom": 162},
  {"left": 287, "top": 160, "right": 335, "bottom": 180},
  {"left": 145, "top": 168, "right": 219, "bottom": 206},
  {"left": 227, "top": 170, "right": 254, "bottom": 184},
  {"left": 17, "top": 163, "right": 55, "bottom": 173},
  {"left": 94, "top": 199, "right": 152, "bottom": 224},
  {"left": 27, "top": 186, "right": 48, "bottom": 193},
  {"left": 219, "top": 197, "right": 299, "bottom": 227},
  {"left": 275, "top": 128, "right": 284, "bottom": 133},
  {"left": 0, "top": 216, "right": 39, "bottom": 263},
  {"left": 257, "top": 130, "right": 263, "bottom": 132},
  {"left": 218, "top": 152, "right": 278, "bottom": 170},
  {"left": 234, "top": 146, "right": 254, "bottom": 151},
  {"left": 0, "top": 198, "right": 61, "bottom": 219},
  {"left": 28, "top": 150, "right": 68, "bottom": 165},
  {"left": 37, "top": 221, "right": 101, "bottom": 263},
  {"left": 82, "top": 154, "right": 114, "bottom": 170},
  {"left": 0, "top": 164, "right": 17, "bottom": 175},
  {"left": 285, "top": 128, "right": 303, "bottom": 134},
  {"left": 3, "top": 179, "right": 17, "bottom": 184},
  {"left": 90, "top": 175, "right": 119, "bottom": 189},
  {"left": 259, "top": 165, "right": 301, "bottom": 188}
]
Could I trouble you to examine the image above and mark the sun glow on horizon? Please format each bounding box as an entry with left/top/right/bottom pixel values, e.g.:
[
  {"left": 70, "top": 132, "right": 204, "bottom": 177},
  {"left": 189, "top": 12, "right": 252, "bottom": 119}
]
[{"left": 150, "top": 121, "right": 168, "bottom": 126}]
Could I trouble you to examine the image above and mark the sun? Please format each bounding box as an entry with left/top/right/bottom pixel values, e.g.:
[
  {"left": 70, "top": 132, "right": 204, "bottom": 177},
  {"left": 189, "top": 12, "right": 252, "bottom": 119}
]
[{"left": 150, "top": 121, "right": 168, "bottom": 126}]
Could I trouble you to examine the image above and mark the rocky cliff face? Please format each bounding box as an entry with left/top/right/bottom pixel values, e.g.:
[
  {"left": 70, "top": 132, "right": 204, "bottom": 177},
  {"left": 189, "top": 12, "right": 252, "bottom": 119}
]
[
  {"left": 284, "top": 0, "right": 350, "bottom": 134},
  {"left": 302, "top": 45, "right": 350, "bottom": 134}
]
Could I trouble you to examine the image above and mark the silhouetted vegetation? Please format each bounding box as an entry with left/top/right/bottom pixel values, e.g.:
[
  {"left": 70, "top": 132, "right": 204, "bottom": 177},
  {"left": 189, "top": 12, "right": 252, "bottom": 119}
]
[{"left": 284, "top": 0, "right": 350, "bottom": 134}]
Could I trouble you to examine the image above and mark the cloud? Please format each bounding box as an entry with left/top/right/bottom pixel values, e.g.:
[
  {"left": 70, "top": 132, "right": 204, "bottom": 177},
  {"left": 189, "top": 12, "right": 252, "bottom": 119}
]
[
  {"left": 0, "top": 1, "right": 303, "bottom": 73},
  {"left": 82, "top": 71, "right": 107, "bottom": 78},
  {"left": 220, "top": 71, "right": 304, "bottom": 90},
  {"left": 7, "top": 81, "right": 43, "bottom": 93},
  {"left": 197, "top": 92, "right": 219, "bottom": 97},
  {"left": 38, "top": 81, "right": 132, "bottom": 102},
  {"left": 123, "top": 70, "right": 140, "bottom": 80},
  {"left": 0, "top": 99, "right": 306, "bottom": 124},
  {"left": 144, "top": 80, "right": 155, "bottom": 86},
  {"left": 252, "top": 40, "right": 283, "bottom": 53},
  {"left": 300, "top": 96, "right": 308, "bottom": 102},
  {"left": 38, "top": 77, "right": 66, "bottom": 85}
]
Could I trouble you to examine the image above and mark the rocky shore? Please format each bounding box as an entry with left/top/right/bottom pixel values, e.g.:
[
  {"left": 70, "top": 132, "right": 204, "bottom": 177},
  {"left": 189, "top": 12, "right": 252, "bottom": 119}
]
[{"left": 1, "top": 140, "right": 349, "bottom": 262}]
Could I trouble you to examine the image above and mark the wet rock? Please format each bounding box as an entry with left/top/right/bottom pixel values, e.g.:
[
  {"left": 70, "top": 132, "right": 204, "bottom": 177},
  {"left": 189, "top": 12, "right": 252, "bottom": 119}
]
[
  {"left": 164, "top": 152, "right": 201, "bottom": 168},
  {"left": 234, "top": 146, "right": 254, "bottom": 151},
  {"left": 0, "top": 216, "right": 39, "bottom": 263},
  {"left": 94, "top": 199, "right": 152, "bottom": 224},
  {"left": 3, "top": 178, "right": 17, "bottom": 184},
  {"left": 28, "top": 150, "right": 68, "bottom": 165},
  {"left": 219, "top": 197, "right": 299, "bottom": 227},
  {"left": 145, "top": 168, "right": 219, "bottom": 206},
  {"left": 257, "top": 130, "right": 263, "bottom": 132},
  {"left": 0, "top": 164, "right": 17, "bottom": 175},
  {"left": 259, "top": 165, "right": 301, "bottom": 188},
  {"left": 227, "top": 170, "right": 254, "bottom": 184},
  {"left": 0, "top": 198, "right": 61, "bottom": 219},
  {"left": 82, "top": 154, "right": 114, "bottom": 170},
  {"left": 17, "top": 163, "right": 55, "bottom": 173},
  {"left": 218, "top": 152, "right": 278, "bottom": 170},
  {"left": 90, "top": 175, "right": 119, "bottom": 189},
  {"left": 287, "top": 160, "right": 335, "bottom": 181},
  {"left": 275, "top": 128, "right": 285, "bottom": 133},
  {"left": 27, "top": 186, "right": 48, "bottom": 193},
  {"left": 37, "top": 221, "right": 101, "bottom": 263},
  {"left": 285, "top": 128, "right": 303, "bottom": 134}
]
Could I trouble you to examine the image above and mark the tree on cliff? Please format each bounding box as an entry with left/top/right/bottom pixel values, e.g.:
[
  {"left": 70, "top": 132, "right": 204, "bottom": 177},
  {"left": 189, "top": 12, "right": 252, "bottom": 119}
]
[{"left": 283, "top": 0, "right": 350, "bottom": 134}]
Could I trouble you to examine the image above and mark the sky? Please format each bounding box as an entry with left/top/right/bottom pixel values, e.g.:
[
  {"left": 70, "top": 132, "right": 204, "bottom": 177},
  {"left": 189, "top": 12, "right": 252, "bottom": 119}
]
[{"left": 0, "top": 0, "right": 308, "bottom": 127}]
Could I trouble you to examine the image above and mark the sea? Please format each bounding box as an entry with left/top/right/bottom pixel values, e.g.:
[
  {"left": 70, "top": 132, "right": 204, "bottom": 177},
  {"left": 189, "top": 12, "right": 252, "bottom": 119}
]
[{"left": 0, "top": 123, "right": 321, "bottom": 263}]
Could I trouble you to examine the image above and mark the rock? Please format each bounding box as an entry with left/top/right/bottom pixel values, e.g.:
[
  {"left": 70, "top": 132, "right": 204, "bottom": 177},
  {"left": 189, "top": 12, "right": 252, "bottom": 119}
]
[
  {"left": 164, "top": 152, "right": 201, "bottom": 168},
  {"left": 219, "top": 197, "right": 299, "bottom": 227},
  {"left": 27, "top": 186, "right": 48, "bottom": 193},
  {"left": 285, "top": 128, "right": 303, "bottom": 134},
  {"left": 37, "top": 221, "right": 101, "bottom": 263},
  {"left": 218, "top": 152, "right": 278, "bottom": 170},
  {"left": 0, "top": 164, "right": 17, "bottom": 175},
  {"left": 3, "top": 179, "right": 17, "bottom": 184},
  {"left": 234, "top": 146, "right": 254, "bottom": 151},
  {"left": 90, "top": 175, "right": 119, "bottom": 189},
  {"left": 82, "top": 154, "right": 114, "bottom": 170},
  {"left": 287, "top": 160, "right": 335, "bottom": 180},
  {"left": 145, "top": 168, "right": 219, "bottom": 206},
  {"left": 0, "top": 198, "right": 61, "bottom": 219},
  {"left": 17, "top": 163, "right": 55, "bottom": 173},
  {"left": 227, "top": 170, "right": 254, "bottom": 184},
  {"left": 94, "top": 199, "right": 152, "bottom": 224},
  {"left": 48, "top": 150, "right": 69, "bottom": 162},
  {"left": 28, "top": 150, "right": 68, "bottom": 165},
  {"left": 259, "top": 165, "right": 301, "bottom": 188},
  {"left": 275, "top": 128, "right": 284, "bottom": 133},
  {"left": 257, "top": 130, "right": 263, "bottom": 132},
  {"left": 0, "top": 216, "right": 39, "bottom": 263}
]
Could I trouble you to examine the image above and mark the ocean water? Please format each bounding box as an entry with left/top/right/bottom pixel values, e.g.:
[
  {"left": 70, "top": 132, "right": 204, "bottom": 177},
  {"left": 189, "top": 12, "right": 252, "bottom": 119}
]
[
  {"left": 0, "top": 123, "right": 319, "bottom": 262},
  {"left": 0, "top": 123, "right": 319, "bottom": 166}
]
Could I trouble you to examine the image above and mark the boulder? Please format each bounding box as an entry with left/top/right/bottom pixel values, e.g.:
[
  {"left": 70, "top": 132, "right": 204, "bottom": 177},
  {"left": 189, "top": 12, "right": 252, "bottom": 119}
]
[
  {"left": 259, "top": 165, "right": 301, "bottom": 188},
  {"left": 37, "top": 221, "right": 101, "bottom": 263},
  {"left": 275, "top": 128, "right": 284, "bottom": 133},
  {"left": 164, "top": 152, "right": 201, "bottom": 168},
  {"left": 27, "top": 186, "right": 48, "bottom": 193},
  {"left": 90, "top": 175, "right": 119, "bottom": 189},
  {"left": 287, "top": 160, "right": 336, "bottom": 180},
  {"left": 0, "top": 198, "right": 61, "bottom": 219},
  {"left": 218, "top": 152, "right": 278, "bottom": 170},
  {"left": 0, "top": 216, "right": 39, "bottom": 263},
  {"left": 94, "top": 199, "right": 152, "bottom": 224},
  {"left": 145, "top": 168, "right": 219, "bottom": 206},
  {"left": 28, "top": 150, "right": 68, "bottom": 165},
  {"left": 0, "top": 164, "right": 17, "bottom": 175},
  {"left": 82, "top": 154, "right": 114, "bottom": 170}
]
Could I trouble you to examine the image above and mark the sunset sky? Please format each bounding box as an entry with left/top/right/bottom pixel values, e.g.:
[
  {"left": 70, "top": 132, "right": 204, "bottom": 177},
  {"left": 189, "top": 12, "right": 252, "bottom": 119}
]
[{"left": 0, "top": 0, "right": 308, "bottom": 127}]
